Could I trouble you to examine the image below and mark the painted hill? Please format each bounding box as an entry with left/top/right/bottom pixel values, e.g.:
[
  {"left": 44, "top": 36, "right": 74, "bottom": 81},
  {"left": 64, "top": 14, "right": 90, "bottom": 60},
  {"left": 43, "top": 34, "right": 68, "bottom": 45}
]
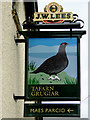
[{"left": 28, "top": 71, "right": 77, "bottom": 85}]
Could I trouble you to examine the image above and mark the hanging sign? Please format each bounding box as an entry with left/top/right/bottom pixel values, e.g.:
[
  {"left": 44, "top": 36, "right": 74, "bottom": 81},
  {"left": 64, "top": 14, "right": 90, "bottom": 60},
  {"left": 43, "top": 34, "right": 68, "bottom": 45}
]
[
  {"left": 24, "top": 25, "right": 86, "bottom": 118},
  {"left": 23, "top": 2, "right": 86, "bottom": 117},
  {"left": 33, "top": 2, "right": 74, "bottom": 23},
  {"left": 25, "top": 31, "right": 83, "bottom": 101}
]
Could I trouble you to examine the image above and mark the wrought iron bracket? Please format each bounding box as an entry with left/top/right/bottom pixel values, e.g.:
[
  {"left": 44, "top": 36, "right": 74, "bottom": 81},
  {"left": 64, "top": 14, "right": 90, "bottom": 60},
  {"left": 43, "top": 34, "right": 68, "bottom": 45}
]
[
  {"left": 14, "top": 38, "right": 26, "bottom": 45},
  {"left": 13, "top": 94, "right": 25, "bottom": 102},
  {"left": 12, "top": 8, "right": 22, "bottom": 32}
]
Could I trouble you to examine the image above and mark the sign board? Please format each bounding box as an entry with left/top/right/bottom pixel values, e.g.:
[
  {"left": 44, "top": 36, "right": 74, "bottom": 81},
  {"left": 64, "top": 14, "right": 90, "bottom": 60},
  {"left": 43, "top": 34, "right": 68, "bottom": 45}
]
[
  {"left": 24, "top": 104, "right": 80, "bottom": 117},
  {"left": 25, "top": 31, "right": 81, "bottom": 101}
]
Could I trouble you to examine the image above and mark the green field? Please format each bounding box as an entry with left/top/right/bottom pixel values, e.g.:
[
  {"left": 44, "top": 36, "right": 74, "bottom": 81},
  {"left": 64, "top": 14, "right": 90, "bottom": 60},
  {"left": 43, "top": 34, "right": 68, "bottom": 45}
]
[
  {"left": 28, "top": 62, "right": 77, "bottom": 85},
  {"left": 28, "top": 71, "right": 77, "bottom": 85}
]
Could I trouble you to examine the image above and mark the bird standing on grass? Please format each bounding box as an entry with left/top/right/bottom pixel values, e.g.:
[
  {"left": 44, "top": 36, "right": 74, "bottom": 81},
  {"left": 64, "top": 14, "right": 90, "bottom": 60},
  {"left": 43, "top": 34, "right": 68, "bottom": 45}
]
[{"left": 31, "top": 42, "right": 69, "bottom": 80}]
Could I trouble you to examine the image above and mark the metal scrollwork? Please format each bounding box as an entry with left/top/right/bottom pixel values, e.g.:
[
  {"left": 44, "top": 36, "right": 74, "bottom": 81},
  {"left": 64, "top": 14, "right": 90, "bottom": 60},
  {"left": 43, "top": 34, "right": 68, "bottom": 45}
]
[
  {"left": 73, "top": 19, "right": 84, "bottom": 28},
  {"left": 73, "top": 14, "right": 84, "bottom": 28}
]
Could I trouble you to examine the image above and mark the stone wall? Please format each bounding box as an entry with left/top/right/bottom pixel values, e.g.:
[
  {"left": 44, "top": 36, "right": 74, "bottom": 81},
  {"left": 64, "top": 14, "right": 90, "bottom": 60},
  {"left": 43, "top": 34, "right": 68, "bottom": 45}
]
[{"left": 0, "top": 1, "right": 29, "bottom": 118}]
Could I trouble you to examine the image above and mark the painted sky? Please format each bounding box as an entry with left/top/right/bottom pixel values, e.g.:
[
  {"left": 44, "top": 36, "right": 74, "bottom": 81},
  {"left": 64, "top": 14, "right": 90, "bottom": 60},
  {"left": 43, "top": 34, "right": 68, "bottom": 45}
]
[
  {"left": 29, "top": 38, "right": 77, "bottom": 54},
  {"left": 29, "top": 38, "right": 77, "bottom": 48}
]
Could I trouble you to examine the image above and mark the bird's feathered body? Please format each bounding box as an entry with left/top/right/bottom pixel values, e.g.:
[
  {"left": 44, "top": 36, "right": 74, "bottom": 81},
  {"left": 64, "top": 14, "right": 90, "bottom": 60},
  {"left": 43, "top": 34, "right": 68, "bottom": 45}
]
[{"left": 31, "top": 42, "right": 69, "bottom": 76}]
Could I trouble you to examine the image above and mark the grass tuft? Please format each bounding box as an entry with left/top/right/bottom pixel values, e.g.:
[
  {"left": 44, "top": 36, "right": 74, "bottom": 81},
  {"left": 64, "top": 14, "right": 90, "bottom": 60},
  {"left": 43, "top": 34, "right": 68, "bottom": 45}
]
[
  {"left": 28, "top": 77, "right": 39, "bottom": 85},
  {"left": 28, "top": 61, "right": 37, "bottom": 71}
]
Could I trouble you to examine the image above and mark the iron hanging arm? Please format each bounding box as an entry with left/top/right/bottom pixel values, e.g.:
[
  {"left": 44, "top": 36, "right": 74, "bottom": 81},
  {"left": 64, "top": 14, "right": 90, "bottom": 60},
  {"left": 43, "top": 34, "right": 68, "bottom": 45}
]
[
  {"left": 12, "top": 8, "right": 22, "bottom": 32},
  {"left": 13, "top": 94, "right": 25, "bottom": 102}
]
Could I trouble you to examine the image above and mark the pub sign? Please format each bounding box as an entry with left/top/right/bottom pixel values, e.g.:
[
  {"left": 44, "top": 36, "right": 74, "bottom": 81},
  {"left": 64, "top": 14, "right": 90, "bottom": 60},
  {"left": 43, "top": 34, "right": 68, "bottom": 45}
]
[
  {"left": 23, "top": 2, "right": 86, "bottom": 117},
  {"left": 25, "top": 30, "right": 81, "bottom": 101}
]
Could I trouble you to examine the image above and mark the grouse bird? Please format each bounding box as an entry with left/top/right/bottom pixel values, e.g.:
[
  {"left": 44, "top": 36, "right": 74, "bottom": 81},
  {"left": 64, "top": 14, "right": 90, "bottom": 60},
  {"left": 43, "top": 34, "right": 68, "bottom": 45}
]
[{"left": 31, "top": 42, "right": 69, "bottom": 80}]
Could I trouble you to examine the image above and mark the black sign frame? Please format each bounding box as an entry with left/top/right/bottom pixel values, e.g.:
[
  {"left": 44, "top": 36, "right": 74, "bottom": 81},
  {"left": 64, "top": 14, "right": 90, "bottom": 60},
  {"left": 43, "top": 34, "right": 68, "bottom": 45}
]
[{"left": 22, "top": 31, "right": 86, "bottom": 101}]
